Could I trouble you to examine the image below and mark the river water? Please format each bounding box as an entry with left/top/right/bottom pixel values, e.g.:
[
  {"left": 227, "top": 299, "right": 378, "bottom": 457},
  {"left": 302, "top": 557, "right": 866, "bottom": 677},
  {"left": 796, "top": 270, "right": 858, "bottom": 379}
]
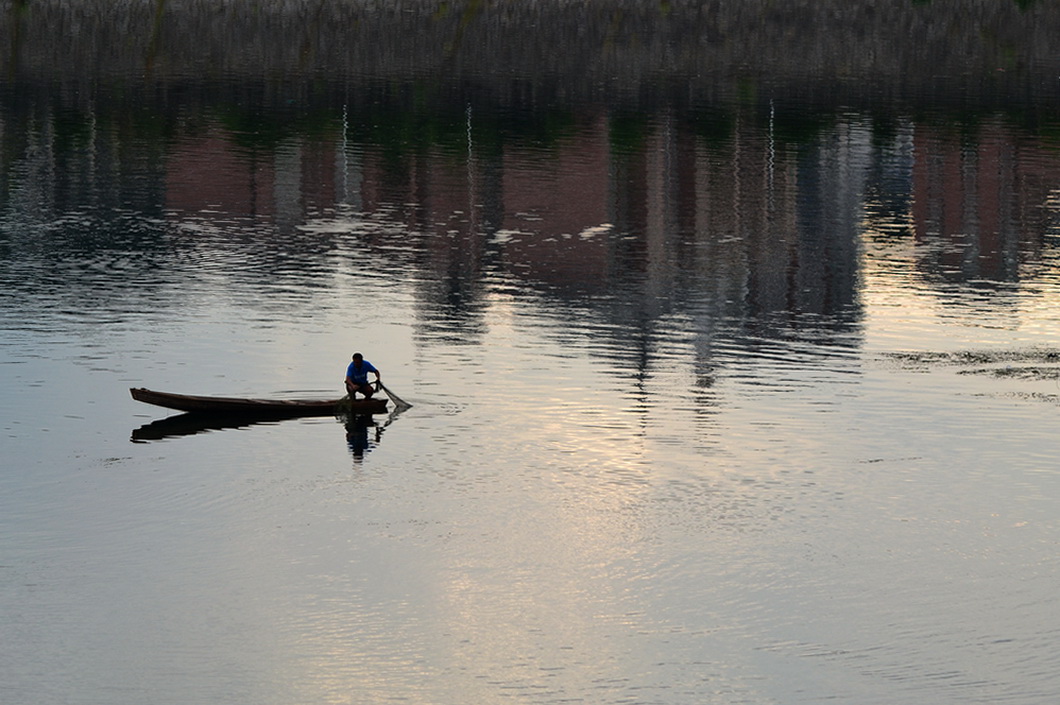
[{"left": 3, "top": 3, "right": 1060, "bottom": 704}]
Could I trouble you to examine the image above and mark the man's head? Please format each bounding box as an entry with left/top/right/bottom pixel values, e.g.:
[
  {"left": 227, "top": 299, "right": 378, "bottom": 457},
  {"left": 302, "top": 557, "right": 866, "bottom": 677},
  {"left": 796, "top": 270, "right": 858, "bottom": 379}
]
[{"left": 352, "top": 352, "right": 363, "bottom": 362}]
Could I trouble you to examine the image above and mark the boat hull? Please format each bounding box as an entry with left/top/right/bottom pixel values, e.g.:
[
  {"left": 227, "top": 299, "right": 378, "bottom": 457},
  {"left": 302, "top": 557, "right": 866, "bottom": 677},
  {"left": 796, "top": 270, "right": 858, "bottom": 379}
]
[{"left": 130, "top": 387, "right": 388, "bottom": 416}]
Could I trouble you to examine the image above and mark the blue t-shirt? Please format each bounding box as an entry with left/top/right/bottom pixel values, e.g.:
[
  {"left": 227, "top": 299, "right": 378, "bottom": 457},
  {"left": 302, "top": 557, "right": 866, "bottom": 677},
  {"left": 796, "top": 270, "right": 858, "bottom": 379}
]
[{"left": 346, "top": 359, "right": 378, "bottom": 384}]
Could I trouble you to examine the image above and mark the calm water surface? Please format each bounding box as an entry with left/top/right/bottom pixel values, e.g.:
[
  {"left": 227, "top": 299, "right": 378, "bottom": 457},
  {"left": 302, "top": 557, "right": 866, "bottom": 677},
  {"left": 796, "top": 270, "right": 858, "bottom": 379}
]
[{"left": 3, "top": 3, "right": 1060, "bottom": 704}]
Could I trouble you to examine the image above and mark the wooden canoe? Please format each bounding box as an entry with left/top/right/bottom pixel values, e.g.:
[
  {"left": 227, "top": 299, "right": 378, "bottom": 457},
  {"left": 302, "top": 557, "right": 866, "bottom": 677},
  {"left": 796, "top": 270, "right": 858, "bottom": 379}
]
[{"left": 130, "top": 387, "right": 388, "bottom": 416}]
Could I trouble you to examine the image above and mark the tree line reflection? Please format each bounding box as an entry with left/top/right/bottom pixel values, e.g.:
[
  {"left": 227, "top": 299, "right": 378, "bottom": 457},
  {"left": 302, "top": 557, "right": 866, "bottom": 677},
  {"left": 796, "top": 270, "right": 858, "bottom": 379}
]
[
  {"left": 3, "top": 90, "right": 1060, "bottom": 346},
  {"left": 4, "top": 0, "right": 1060, "bottom": 367}
]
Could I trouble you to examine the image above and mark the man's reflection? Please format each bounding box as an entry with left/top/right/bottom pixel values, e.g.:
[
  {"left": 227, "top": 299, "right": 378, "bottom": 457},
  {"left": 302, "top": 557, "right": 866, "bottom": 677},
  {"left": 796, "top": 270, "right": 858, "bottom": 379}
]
[{"left": 345, "top": 414, "right": 382, "bottom": 460}]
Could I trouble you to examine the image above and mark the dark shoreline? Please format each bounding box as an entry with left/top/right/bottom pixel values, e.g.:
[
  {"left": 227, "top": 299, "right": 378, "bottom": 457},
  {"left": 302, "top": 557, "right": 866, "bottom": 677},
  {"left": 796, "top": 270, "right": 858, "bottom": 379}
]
[{"left": 3, "top": 0, "right": 1058, "bottom": 114}]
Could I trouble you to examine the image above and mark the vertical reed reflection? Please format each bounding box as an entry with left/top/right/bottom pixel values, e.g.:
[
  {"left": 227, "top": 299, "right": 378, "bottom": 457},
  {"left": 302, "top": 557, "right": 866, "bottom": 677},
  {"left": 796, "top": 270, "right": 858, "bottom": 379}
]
[{"left": 5, "top": 88, "right": 1060, "bottom": 359}]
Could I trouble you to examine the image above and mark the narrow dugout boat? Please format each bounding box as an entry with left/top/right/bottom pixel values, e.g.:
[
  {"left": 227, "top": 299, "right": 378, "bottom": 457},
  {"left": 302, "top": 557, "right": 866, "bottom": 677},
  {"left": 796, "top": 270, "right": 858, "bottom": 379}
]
[{"left": 130, "top": 387, "right": 388, "bottom": 416}]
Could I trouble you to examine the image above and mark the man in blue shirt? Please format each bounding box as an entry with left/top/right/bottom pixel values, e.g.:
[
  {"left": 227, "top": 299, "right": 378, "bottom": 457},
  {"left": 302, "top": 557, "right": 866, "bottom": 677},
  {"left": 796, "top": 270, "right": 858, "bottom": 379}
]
[{"left": 345, "top": 352, "right": 381, "bottom": 399}]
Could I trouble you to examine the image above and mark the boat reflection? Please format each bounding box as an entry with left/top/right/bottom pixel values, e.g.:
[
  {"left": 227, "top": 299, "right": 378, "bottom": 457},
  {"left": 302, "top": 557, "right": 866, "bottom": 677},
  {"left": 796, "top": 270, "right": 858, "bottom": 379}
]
[
  {"left": 131, "top": 412, "right": 267, "bottom": 441},
  {"left": 130, "top": 411, "right": 395, "bottom": 447}
]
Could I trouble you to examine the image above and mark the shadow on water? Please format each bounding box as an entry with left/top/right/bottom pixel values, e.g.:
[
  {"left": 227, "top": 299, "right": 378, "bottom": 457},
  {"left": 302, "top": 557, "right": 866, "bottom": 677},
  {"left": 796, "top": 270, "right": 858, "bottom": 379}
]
[
  {"left": 344, "top": 415, "right": 381, "bottom": 461},
  {"left": 345, "top": 404, "right": 409, "bottom": 460},
  {"left": 130, "top": 412, "right": 276, "bottom": 441},
  {"left": 131, "top": 409, "right": 404, "bottom": 451}
]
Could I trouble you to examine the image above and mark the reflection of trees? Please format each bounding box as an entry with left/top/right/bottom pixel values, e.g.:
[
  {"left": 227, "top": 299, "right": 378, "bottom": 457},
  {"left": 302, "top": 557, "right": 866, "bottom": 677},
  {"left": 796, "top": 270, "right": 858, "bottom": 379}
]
[
  {"left": 910, "top": 119, "right": 1055, "bottom": 285},
  {"left": 5, "top": 1, "right": 1060, "bottom": 363},
  {"left": 506, "top": 107, "right": 870, "bottom": 398},
  {"left": 6, "top": 89, "right": 1060, "bottom": 342}
]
